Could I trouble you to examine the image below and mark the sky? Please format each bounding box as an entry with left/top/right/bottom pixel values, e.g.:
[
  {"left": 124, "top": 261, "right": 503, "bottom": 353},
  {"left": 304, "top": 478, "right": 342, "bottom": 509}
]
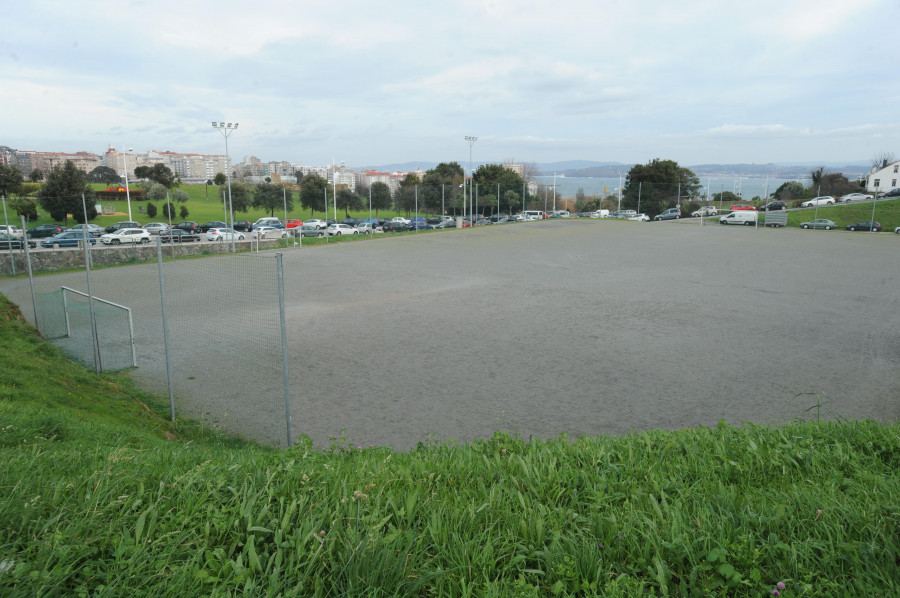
[{"left": 2, "top": 0, "right": 898, "bottom": 169}]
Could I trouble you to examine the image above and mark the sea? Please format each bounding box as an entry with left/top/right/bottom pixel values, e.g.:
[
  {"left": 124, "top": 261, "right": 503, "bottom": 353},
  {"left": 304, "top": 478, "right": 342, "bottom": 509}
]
[{"left": 533, "top": 176, "right": 806, "bottom": 200}]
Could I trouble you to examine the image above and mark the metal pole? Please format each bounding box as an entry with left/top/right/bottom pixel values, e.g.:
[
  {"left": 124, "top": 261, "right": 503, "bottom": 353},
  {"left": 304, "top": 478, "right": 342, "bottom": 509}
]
[
  {"left": 283, "top": 187, "right": 288, "bottom": 249},
  {"left": 441, "top": 184, "right": 444, "bottom": 216},
  {"left": 332, "top": 159, "right": 337, "bottom": 224},
  {"left": 156, "top": 237, "right": 176, "bottom": 420},
  {"left": 2, "top": 195, "right": 14, "bottom": 276},
  {"left": 369, "top": 185, "right": 372, "bottom": 223},
  {"left": 276, "top": 253, "right": 293, "bottom": 447},
  {"left": 638, "top": 182, "right": 642, "bottom": 214},
  {"left": 123, "top": 157, "right": 133, "bottom": 222},
  {"left": 553, "top": 173, "right": 556, "bottom": 212},
  {"left": 870, "top": 194, "right": 877, "bottom": 232},
  {"left": 414, "top": 185, "right": 418, "bottom": 232},
  {"left": 81, "top": 194, "right": 101, "bottom": 373},
  {"left": 225, "top": 134, "right": 235, "bottom": 253},
  {"left": 324, "top": 186, "right": 329, "bottom": 243},
  {"left": 22, "top": 215, "right": 39, "bottom": 331}
]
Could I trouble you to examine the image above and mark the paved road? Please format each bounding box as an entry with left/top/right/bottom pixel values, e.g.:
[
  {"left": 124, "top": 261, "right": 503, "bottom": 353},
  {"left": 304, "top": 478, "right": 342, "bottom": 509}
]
[{"left": 2, "top": 220, "right": 898, "bottom": 449}]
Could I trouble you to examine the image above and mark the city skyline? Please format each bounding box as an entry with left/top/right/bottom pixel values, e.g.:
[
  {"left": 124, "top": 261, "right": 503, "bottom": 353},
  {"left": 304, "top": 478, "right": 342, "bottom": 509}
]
[{"left": 2, "top": 0, "right": 897, "bottom": 167}]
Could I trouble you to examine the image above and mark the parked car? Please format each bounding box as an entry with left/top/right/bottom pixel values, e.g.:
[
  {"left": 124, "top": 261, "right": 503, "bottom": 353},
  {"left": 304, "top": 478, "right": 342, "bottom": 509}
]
[
  {"left": 40, "top": 231, "right": 97, "bottom": 248},
  {"left": 383, "top": 221, "right": 410, "bottom": 233},
  {"left": 0, "top": 233, "right": 36, "bottom": 249},
  {"left": 356, "top": 223, "right": 377, "bottom": 234},
  {"left": 143, "top": 222, "right": 170, "bottom": 235},
  {"left": 173, "top": 221, "right": 202, "bottom": 234},
  {"left": 299, "top": 224, "right": 326, "bottom": 238},
  {"left": 840, "top": 193, "right": 873, "bottom": 202},
  {"left": 799, "top": 219, "right": 836, "bottom": 230},
  {"left": 66, "top": 223, "right": 105, "bottom": 236},
  {"left": 654, "top": 208, "right": 681, "bottom": 221},
  {"left": 160, "top": 229, "right": 200, "bottom": 243},
  {"left": 340, "top": 217, "right": 363, "bottom": 227},
  {"left": 0, "top": 225, "right": 23, "bottom": 238},
  {"left": 691, "top": 206, "right": 718, "bottom": 217},
  {"left": 628, "top": 213, "right": 650, "bottom": 221},
  {"left": 285, "top": 219, "right": 303, "bottom": 229},
  {"left": 253, "top": 217, "right": 282, "bottom": 228},
  {"left": 304, "top": 219, "right": 327, "bottom": 230},
  {"left": 878, "top": 189, "right": 900, "bottom": 198},
  {"left": 27, "top": 224, "right": 66, "bottom": 238},
  {"left": 232, "top": 220, "right": 254, "bottom": 232},
  {"left": 895, "top": 226, "right": 900, "bottom": 234},
  {"left": 199, "top": 220, "right": 227, "bottom": 232},
  {"left": 104, "top": 221, "right": 142, "bottom": 234},
  {"left": 759, "top": 201, "right": 787, "bottom": 211},
  {"left": 845, "top": 221, "right": 881, "bottom": 232},
  {"left": 100, "top": 228, "right": 152, "bottom": 244},
  {"left": 730, "top": 205, "right": 757, "bottom": 211},
  {"left": 206, "top": 227, "right": 246, "bottom": 242},
  {"left": 326, "top": 223, "right": 358, "bottom": 236},
  {"left": 800, "top": 196, "right": 835, "bottom": 207},
  {"left": 253, "top": 226, "right": 287, "bottom": 239},
  {"left": 390, "top": 216, "right": 411, "bottom": 225}
]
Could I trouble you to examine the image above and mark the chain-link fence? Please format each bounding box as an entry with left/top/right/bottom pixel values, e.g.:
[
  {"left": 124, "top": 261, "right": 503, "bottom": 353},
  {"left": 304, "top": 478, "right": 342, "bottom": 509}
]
[{"left": 11, "top": 240, "right": 293, "bottom": 447}]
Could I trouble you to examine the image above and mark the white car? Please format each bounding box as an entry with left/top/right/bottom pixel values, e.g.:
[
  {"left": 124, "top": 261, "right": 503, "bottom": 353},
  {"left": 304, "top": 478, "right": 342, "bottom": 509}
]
[
  {"left": 100, "top": 228, "right": 151, "bottom": 245},
  {"left": 0, "top": 225, "right": 24, "bottom": 238},
  {"left": 895, "top": 226, "right": 900, "bottom": 235},
  {"left": 356, "top": 223, "right": 376, "bottom": 234},
  {"left": 253, "top": 226, "right": 287, "bottom": 239},
  {"left": 628, "top": 213, "right": 650, "bottom": 221},
  {"left": 390, "top": 216, "right": 411, "bottom": 225},
  {"left": 839, "top": 193, "right": 873, "bottom": 203},
  {"left": 800, "top": 196, "right": 835, "bottom": 207},
  {"left": 327, "top": 223, "right": 359, "bottom": 236},
  {"left": 206, "top": 227, "right": 245, "bottom": 242},
  {"left": 305, "top": 219, "right": 327, "bottom": 230},
  {"left": 143, "top": 222, "right": 170, "bottom": 235}
]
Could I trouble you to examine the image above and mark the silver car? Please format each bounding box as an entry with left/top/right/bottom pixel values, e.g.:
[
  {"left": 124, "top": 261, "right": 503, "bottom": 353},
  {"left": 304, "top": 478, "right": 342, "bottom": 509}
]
[{"left": 205, "top": 227, "right": 245, "bottom": 242}]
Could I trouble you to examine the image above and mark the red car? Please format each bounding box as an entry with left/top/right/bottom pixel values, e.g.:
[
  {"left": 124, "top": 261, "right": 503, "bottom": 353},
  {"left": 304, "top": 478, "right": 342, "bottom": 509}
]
[
  {"left": 731, "top": 205, "right": 757, "bottom": 211},
  {"left": 285, "top": 219, "right": 303, "bottom": 229}
]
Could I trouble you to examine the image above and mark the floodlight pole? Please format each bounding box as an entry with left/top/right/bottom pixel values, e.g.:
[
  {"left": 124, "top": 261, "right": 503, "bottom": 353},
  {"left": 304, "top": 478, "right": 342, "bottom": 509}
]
[
  {"left": 121, "top": 147, "right": 134, "bottom": 222},
  {"left": 465, "top": 136, "right": 477, "bottom": 224},
  {"left": 212, "top": 121, "right": 239, "bottom": 252}
]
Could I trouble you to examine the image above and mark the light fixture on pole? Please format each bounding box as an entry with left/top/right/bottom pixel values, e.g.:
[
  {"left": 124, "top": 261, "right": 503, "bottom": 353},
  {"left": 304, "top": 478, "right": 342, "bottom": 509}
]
[
  {"left": 211, "top": 122, "right": 239, "bottom": 252},
  {"left": 121, "top": 147, "right": 134, "bottom": 222},
  {"left": 465, "top": 136, "right": 477, "bottom": 224}
]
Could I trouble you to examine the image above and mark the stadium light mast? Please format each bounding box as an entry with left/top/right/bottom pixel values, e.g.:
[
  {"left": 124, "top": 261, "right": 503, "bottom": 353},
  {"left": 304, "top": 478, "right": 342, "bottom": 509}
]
[
  {"left": 211, "top": 122, "right": 238, "bottom": 252},
  {"left": 465, "top": 136, "right": 477, "bottom": 224},
  {"left": 120, "top": 147, "right": 134, "bottom": 222}
]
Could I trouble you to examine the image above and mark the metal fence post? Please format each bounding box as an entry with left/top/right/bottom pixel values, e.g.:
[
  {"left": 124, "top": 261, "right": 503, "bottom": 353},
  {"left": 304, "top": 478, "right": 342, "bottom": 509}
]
[
  {"left": 276, "top": 253, "right": 293, "bottom": 447},
  {"left": 156, "top": 237, "right": 176, "bottom": 421}
]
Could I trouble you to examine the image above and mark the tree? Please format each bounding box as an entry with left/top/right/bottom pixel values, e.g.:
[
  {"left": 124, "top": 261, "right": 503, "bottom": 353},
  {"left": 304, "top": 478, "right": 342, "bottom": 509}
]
[
  {"left": 394, "top": 174, "right": 419, "bottom": 214},
  {"left": 214, "top": 172, "right": 227, "bottom": 186},
  {"left": 621, "top": 159, "right": 701, "bottom": 218},
  {"left": 179, "top": 205, "right": 189, "bottom": 219},
  {"left": 146, "top": 163, "right": 177, "bottom": 189},
  {"left": 576, "top": 188, "right": 586, "bottom": 204},
  {"left": 146, "top": 202, "right": 158, "bottom": 218},
  {"left": 29, "top": 168, "right": 44, "bottom": 183},
  {"left": 774, "top": 181, "right": 805, "bottom": 201},
  {"left": 299, "top": 173, "right": 327, "bottom": 215},
  {"left": 220, "top": 180, "right": 253, "bottom": 213},
  {"left": 144, "top": 182, "right": 168, "bottom": 202},
  {"left": 370, "top": 182, "right": 392, "bottom": 215},
  {"left": 37, "top": 160, "right": 97, "bottom": 224},
  {"left": 711, "top": 191, "right": 741, "bottom": 205},
  {"left": 162, "top": 201, "right": 173, "bottom": 219},
  {"left": 134, "top": 166, "right": 152, "bottom": 179},
  {"left": 336, "top": 189, "right": 363, "bottom": 217},
  {"left": 820, "top": 173, "right": 857, "bottom": 197},
  {"left": 171, "top": 189, "right": 189, "bottom": 203},
  {"left": 423, "top": 162, "right": 464, "bottom": 214},
  {"left": 87, "top": 166, "right": 120, "bottom": 184},
  {"left": 808, "top": 166, "right": 827, "bottom": 194},
  {"left": 253, "top": 183, "right": 289, "bottom": 216},
  {"left": 472, "top": 164, "right": 526, "bottom": 214},
  {"left": 0, "top": 164, "right": 23, "bottom": 197},
  {"left": 871, "top": 150, "right": 896, "bottom": 170},
  {"left": 11, "top": 197, "right": 38, "bottom": 221},
  {"left": 504, "top": 189, "right": 521, "bottom": 214}
]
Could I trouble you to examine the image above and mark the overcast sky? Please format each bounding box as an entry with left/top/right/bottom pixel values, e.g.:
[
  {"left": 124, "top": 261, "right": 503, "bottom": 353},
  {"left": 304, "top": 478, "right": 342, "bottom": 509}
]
[{"left": 2, "top": 0, "right": 897, "bottom": 169}]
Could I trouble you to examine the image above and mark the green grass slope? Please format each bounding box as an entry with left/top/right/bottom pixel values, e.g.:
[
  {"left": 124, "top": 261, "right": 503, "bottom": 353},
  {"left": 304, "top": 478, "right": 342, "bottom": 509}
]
[{"left": 1, "top": 294, "right": 898, "bottom": 596}]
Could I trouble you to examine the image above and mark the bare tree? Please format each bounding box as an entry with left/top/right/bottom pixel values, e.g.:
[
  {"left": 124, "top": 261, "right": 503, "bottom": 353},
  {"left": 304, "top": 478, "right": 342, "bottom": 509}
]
[
  {"left": 871, "top": 150, "right": 896, "bottom": 170},
  {"left": 809, "top": 166, "right": 828, "bottom": 193},
  {"left": 521, "top": 161, "right": 540, "bottom": 183}
]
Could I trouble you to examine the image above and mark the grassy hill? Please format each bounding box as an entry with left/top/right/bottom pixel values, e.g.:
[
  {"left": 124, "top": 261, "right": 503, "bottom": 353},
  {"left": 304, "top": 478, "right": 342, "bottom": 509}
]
[{"left": 1, "top": 294, "right": 899, "bottom": 596}]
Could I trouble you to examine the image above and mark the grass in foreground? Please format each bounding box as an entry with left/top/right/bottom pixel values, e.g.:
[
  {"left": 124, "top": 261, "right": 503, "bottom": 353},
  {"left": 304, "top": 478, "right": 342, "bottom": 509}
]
[{"left": 1, "top": 294, "right": 898, "bottom": 597}]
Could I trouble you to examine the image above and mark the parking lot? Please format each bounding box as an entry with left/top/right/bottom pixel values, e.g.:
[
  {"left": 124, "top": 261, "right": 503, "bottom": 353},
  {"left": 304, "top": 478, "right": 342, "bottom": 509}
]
[{"left": 2, "top": 219, "right": 898, "bottom": 449}]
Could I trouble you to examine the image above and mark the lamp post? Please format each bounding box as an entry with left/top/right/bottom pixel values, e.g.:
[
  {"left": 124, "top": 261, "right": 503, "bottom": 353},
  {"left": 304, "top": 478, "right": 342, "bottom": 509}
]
[
  {"left": 211, "top": 122, "right": 238, "bottom": 252},
  {"left": 553, "top": 172, "right": 557, "bottom": 212},
  {"left": 465, "top": 136, "right": 477, "bottom": 224},
  {"left": 121, "top": 147, "right": 134, "bottom": 222}
]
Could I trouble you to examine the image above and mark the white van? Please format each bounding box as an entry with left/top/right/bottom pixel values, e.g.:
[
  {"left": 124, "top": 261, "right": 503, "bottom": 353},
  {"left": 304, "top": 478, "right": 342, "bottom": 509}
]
[
  {"left": 719, "top": 211, "right": 758, "bottom": 226},
  {"left": 523, "top": 210, "right": 544, "bottom": 220}
]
